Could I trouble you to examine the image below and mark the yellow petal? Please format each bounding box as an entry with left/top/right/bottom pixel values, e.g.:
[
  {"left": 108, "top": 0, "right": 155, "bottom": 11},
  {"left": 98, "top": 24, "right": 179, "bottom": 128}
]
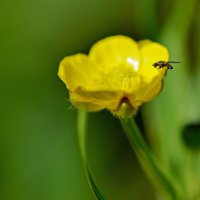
[
  {"left": 89, "top": 35, "right": 140, "bottom": 71},
  {"left": 89, "top": 35, "right": 142, "bottom": 93},
  {"left": 138, "top": 40, "right": 169, "bottom": 83},
  {"left": 70, "top": 88, "right": 123, "bottom": 111},
  {"left": 58, "top": 54, "right": 101, "bottom": 91},
  {"left": 128, "top": 78, "right": 163, "bottom": 109},
  {"left": 126, "top": 39, "right": 168, "bottom": 109}
]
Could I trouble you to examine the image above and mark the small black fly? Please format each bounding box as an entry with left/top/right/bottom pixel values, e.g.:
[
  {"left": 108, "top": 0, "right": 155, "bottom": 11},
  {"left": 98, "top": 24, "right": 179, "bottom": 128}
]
[{"left": 152, "top": 61, "right": 180, "bottom": 70}]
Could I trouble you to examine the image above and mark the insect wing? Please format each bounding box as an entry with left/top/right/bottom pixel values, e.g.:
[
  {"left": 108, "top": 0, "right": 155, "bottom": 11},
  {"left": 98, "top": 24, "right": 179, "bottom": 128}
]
[{"left": 167, "top": 61, "right": 181, "bottom": 63}]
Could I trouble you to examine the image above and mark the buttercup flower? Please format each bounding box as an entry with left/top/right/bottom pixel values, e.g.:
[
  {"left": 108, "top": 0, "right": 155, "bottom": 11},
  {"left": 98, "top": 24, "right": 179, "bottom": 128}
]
[{"left": 58, "top": 35, "right": 169, "bottom": 118}]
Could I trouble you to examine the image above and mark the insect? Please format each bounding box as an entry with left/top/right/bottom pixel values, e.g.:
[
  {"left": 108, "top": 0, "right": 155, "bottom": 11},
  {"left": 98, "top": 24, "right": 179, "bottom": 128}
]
[{"left": 152, "top": 61, "right": 180, "bottom": 70}]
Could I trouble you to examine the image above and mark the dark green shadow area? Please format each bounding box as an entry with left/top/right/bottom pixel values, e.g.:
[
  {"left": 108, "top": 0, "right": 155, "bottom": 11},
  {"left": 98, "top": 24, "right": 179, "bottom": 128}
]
[{"left": 182, "top": 123, "right": 200, "bottom": 150}]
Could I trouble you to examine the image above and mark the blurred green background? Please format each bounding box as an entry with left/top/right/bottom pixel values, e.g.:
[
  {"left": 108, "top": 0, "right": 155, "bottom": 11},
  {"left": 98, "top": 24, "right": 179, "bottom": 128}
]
[{"left": 0, "top": 0, "right": 199, "bottom": 199}]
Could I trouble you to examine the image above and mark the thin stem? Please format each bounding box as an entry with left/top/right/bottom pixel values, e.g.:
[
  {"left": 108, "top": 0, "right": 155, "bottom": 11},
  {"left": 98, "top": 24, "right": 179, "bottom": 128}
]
[
  {"left": 120, "top": 118, "right": 177, "bottom": 200},
  {"left": 77, "top": 110, "right": 106, "bottom": 200}
]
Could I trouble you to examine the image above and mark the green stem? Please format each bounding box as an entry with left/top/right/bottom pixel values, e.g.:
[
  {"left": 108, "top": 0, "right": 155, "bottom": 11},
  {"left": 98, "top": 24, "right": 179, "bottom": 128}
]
[
  {"left": 77, "top": 110, "right": 106, "bottom": 200},
  {"left": 120, "top": 118, "right": 177, "bottom": 200}
]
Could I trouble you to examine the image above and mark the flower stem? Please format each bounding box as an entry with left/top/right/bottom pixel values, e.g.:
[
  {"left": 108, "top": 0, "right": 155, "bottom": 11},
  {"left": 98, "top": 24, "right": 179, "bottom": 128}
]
[
  {"left": 77, "top": 110, "right": 106, "bottom": 200},
  {"left": 120, "top": 118, "right": 177, "bottom": 200}
]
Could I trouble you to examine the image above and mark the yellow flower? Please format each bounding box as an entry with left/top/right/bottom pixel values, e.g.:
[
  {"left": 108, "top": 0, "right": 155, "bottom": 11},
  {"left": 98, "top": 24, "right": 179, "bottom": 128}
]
[{"left": 58, "top": 35, "right": 169, "bottom": 118}]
